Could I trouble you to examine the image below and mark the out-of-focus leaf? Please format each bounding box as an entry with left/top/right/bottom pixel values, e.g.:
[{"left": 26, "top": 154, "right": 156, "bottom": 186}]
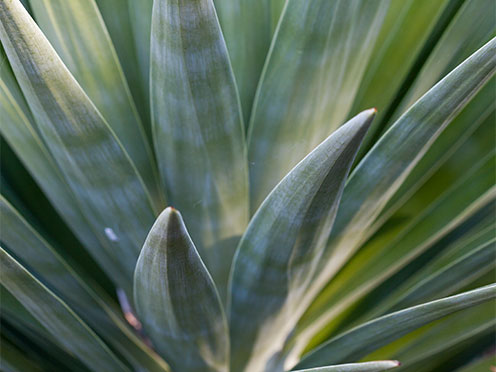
[
  {"left": 29, "top": 0, "right": 162, "bottom": 206},
  {"left": 247, "top": 0, "right": 389, "bottom": 210},
  {"left": 134, "top": 207, "right": 229, "bottom": 372},
  {"left": 454, "top": 353, "right": 496, "bottom": 372},
  {"left": 391, "top": 0, "right": 496, "bottom": 122},
  {"left": 0, "top": 0, "right": 157, "bottom": 292},
  {"left": 388, "top": 301, "right": 495, "bottom": 370},
  {"left": 295, "top": 285, "right": 496, "bottom": 369},
  {"left": 150, "top": 0, "right": 249, "bottom": 289},
  {"left": 229, "top": 110, "right": 375, "bottom": 372},
  {"left": 0, "top": 337, "right": 44, "bottom": 372},
  {"left": 311, "top": 37, "right": 496, "bottom": 303},
  {"left": 95, "top": 0, "right": 149, "bottom": 129},
  {"left": 292, "top": 360, "right": 400, "bottom": 372},
  {"left": 214, "top": 0, "right": 271, "bottom": 121},
  {"left": 0, "top": 197, "right": 171, "bottom": 372},
  {"left": 350, "top": 0, "right": 457, "bottom": 155},
  {"left": 0, "top": 248, "right": 129, "bottom": 372},
  {"left": 373, "top": 78, "right": 495, "bottom": 230},
  {"left": 127, "top": 0, "right": 153, "bottom": 118},
  {"left": 290, "top": 152, "right": 495, "bottom": 356},
  {"left": 0, "top": 49, "right": 124, "bottom": 285}
]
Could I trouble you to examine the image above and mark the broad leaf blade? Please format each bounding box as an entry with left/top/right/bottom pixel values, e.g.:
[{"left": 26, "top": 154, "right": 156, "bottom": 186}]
[
  {"left": 295, "top": 285, "right": 496, "bottom": 369},
  {"left": 134, "top": 207, "right": 229, "bottom": 372},
  {"left": 292, "top": 360, "right": 400, "bottom": 372},
  {"left": 0, "top": 248, "right": 129, "bottom": 372},
  {"left": 247, "top": 0, "right": 389, "bottom": 210},
  {"left": 29, "top": 0, "right": 162, "bottom": 206},
  {"left": 150, "top": 0, "right": 249, "bottom": 290},
  {"left": 0, "top": 0, "right": 157, "bottom": 291},
  {"left": 229, "top": 110, "right": 375, "bottom": 372}
]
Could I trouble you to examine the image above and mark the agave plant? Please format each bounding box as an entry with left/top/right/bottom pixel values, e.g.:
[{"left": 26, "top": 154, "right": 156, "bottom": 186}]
[{"left": 1, "top": 0, "right": 495, "bottom": 371}]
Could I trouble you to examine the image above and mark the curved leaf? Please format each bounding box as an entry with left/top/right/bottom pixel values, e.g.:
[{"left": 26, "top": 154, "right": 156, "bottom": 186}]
[
  {"left": 313, "top": 37, "right": 496, "bottom": 301},
  {"left": 150, "top": 0, "right": 249, "bottom": 289},
  {"left": 229, "top": 110, "right": 375, "bottom": 372},
  {"left": 134, "top": 207, "right": 229, "bottom": 372},
  {"left": 295, "top": 284, "right": 496, "bottom": 369},
  {"left": 0, "top": 248, "right": 129, "bottom": 372},
  {"left": 29, "top": 0, "right": 162, "bottom": 206},
  {"left": 247, "top": 0, "right": 389, "bottom": 209},
  {"left": 0, "top": 0, "right": 157, "bottom": 291},
  {"left": 292, "top": 360, "right": 400, "bottom": 372}
]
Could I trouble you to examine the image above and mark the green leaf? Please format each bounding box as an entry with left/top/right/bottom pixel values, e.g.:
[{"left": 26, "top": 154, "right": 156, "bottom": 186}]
[
  {"left": 29, "top": 0, "right": 163, "bottom": 207},
  {"left": 292, "top": 360, "right": 400, "bottom": 372},
  {"left": 295, "top": 284, "right": 496, "bottom": 369},
  {"left": 150, "top": 0, "right": 249, "bottom": 290},
  {"left": 228, "top": 110, "right": 375, "bottom": 372},
  {"left": 0, "top": 337, "right": 44, "bottom": 372},
  {"left": 290, "top": 152, "right": 495, "bottom": 356},
  {"left": 0, "top": 248, "right": 129, "bottom": 372},
  {"left": 0, "top": 196, "right": 171, "bottom": 371},
  {"left": 213, "top": 0, "right": 272, "bottom": 121},
  {"left": 0, "top": 48, "right": 125, "bottom": 285},
  {"left": 134, "top": 207, "right": 229, "bottom": 372},
  {"left": 313, "top": 37, "right": 496, "bottom": 301},
  {"left": 349, "top": 0, "right": 454, "bottom": 154},
  {"left": 0, "top": 0, "right": 157, "bottom": 291},
  {"left": 390, "top": 0, "right": 496, "bottom": 122},
  {"left": 247, "top": 0, "right": 389, "bottom": 210}
]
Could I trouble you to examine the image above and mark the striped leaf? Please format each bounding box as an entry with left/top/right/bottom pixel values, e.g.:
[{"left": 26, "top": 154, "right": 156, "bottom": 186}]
[
  {"left": 0, "top": 0, "right": 157, "bottom": 292},
  {"left": 134, "top": 207, "right": 229, "bottom": 372},
  {"left": 229, "top": 110, "right": 375, "bottom": 372},
  {"left": 150, "top": 0, "right": 249, "bottom": 290},
  {"left": 29, "top": 0, "right": 163, "bottom": 206},
  {"left": 247, "top": 0, "right": 389, "bottom": 210}
]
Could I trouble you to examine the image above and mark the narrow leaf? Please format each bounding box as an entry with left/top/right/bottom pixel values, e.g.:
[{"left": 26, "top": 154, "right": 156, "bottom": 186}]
[
  {"left": 292, "top": 360, "right": 400, "bottom": 372},
  {"left": 295, "top": 285, "right": 496, "bottom": 369},
  {"left": 0, "top": 0, "right": 157, "bottom": 291},
  {"left": 150, "top": 0, "right": 249, "bottom": 289},
  {"left": 313, "top": 37, "right": 496, "bottom": 301},
  {"left": 0, "top": 248, "right": 129, "bottom": 372},
  {"left": 247, "top": 0, "right": 389, "bottom": 209},
  {"left": 213, "top": 0, "right": 272, "bottom": 121},
  {"left": 134, "top": 207, "right": 229, "bottom": 372},
  {"left": 29, "top": 0, "right": 162, "bottom": 206},
  {"left": 229, "top": 110, "right": 375, "bottom": 372}
]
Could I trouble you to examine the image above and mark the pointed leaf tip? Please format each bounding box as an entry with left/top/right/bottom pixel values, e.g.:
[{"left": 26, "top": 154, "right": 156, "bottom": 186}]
[{"left": 134, "top": 207, "right": 229, "bottom": 372}]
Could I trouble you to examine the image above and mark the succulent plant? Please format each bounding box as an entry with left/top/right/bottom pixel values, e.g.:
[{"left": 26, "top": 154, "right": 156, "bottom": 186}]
[{"left": 0, "top": 0, "right": 495, "bottom": 371}]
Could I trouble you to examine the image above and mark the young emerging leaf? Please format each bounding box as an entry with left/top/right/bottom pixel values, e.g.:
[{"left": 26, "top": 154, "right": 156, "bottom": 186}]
[
  {"left": 134, "top": 207, "right": 229, "bottom": 372},
  {"left": 229, "top": 109, "right": 375, "bottom": 372}
]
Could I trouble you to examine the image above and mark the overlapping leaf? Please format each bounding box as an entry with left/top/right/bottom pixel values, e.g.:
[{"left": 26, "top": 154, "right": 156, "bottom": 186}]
[
  {"left": 295, "top": 285, "right": 496, "bottom": 369},
  {"left": 247, "top": 0, "right": 389, "bottom": 210},
  {"left": 229, "top": 110, "right": 375, "bottom": 372},
  {"left": 293, "top": 361, "right": 400, "bottom": 372},
  {"left": 150, "top": 0, "right": 249, "bottom": 290},
  {"left": 0, "top": 248, "right": 129, "bottom": 372},
  {"left": 0, "top": 0, "right": 157, "bottom": 292},
  {"left": 134, "top": 207, "right": 229, "bottom": 372}
]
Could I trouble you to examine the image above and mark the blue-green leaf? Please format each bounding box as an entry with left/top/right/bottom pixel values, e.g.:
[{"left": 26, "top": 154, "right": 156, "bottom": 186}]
[{"left": 134, "top": 207, "right": 229, "bottom": 372}]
